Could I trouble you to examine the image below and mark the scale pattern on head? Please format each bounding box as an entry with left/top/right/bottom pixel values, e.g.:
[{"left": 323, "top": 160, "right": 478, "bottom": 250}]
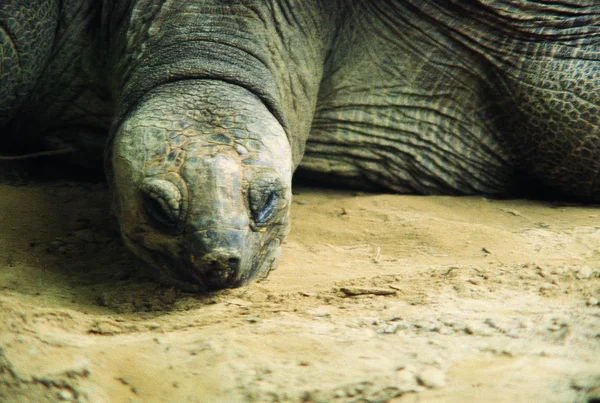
[{"left": 110, "top": 80, "right": 292, "bottom": 291}]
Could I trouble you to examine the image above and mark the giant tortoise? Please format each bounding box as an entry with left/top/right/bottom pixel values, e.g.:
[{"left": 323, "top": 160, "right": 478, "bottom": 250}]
[{"left": 1, "top": 0, "right": 599, "bottom": 290}]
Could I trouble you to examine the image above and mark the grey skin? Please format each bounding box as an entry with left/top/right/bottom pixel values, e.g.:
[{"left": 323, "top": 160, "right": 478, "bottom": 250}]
[{"left": 2, "top": 1, "right": 600, "bottom": 291}]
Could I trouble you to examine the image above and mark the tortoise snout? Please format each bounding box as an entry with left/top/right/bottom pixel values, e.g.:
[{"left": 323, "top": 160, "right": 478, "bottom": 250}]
[
  {"left": 189, "top": 229, "right": 247, "bottom": 288},
  {"left": 199, "top": 250, "right": 241, "bottom": 288},
  {"left": 201, "top": 251, "right": 241, "bottom": 270}
]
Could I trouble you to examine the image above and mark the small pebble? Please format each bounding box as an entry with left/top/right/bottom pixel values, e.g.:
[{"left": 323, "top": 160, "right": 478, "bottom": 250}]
[
  {"left": 465, "top": 322, "right": 492, "bottom": 336},
  {"left": 416, "top": 367, "right": 446, "bottom": 389},
  {"left": 576, "top": 267, "right": 593, "bottom": 280},
  {"left": 396, "top": 368, "right": 422, "bottom": 393},
  {"left": 307, "top": 307, "right": 332, "bottom": 317},
  {"left": 378, "top": 324, "right": 401, "bottom": 334},
  {"left": 57, "top": 389, "right": 74, "bottom": 401},
  {"left": 587, "top": 297, "right": 599, "bottom": 306}
]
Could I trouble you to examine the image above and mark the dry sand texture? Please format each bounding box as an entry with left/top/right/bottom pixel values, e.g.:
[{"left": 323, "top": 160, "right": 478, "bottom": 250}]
[{"left": 0, "top": 182, "right": 599, "bottom": 402}]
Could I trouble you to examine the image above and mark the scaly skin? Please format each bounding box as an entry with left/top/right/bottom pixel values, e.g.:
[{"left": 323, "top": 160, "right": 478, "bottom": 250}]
[
  {"left": 0, "top": 0, "right": 57, "bottom": 127},
  {"left": 1, "top": 0, "right": 599, "bottom": 290},
  {"left": 301, "top": 1, "right": 600, "bottom": 199}
]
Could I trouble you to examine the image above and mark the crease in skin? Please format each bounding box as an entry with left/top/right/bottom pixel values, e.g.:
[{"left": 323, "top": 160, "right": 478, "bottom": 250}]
[
  {"left": 313, "top": 3, "right": 511, "bottom": 187},
  {"left": 0, "top": 24, "right": 20, "bottom": 70}
]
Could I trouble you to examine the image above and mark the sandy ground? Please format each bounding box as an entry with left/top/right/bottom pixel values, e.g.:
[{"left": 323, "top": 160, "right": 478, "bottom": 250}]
[{"left": 1, "top": 181, "right": 599, "bottom": 402}]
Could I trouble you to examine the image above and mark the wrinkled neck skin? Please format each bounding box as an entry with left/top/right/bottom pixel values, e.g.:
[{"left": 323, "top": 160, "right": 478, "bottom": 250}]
[
  {"left": 105, "top": 0, "right": 334, "bottom": 291},
  {"left": 104, "top": 0, "right": 335, "bottom": 166}
]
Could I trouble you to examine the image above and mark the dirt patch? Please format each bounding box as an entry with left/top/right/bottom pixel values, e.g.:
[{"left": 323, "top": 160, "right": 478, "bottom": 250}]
[{"left": 1, "top": 183, "right": 599, "bottom": 402}]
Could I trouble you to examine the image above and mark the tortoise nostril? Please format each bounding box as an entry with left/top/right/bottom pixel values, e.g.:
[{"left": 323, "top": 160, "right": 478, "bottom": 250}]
[
  {"left": 202, "top": 253, "right": 240, "bottom": 269},
  {"left": 199, "top": 251, "right": 241, "bottom": 287},
  {"left": 188, "top": 230, "right": 246, "bottom": 288}
]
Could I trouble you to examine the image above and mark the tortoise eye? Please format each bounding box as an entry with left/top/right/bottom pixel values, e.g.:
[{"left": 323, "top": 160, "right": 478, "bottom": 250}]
[
  {"left": 249, "top": 182, "right": 281, "bottom": 227},
  {"left": 140, "top": 179, "right": 182, "bottom": 232}
]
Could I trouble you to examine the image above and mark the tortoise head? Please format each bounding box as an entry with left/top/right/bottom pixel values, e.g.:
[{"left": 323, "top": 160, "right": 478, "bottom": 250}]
[{"left": 109, "top": 80, "right": 292, "bottom": 291}]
